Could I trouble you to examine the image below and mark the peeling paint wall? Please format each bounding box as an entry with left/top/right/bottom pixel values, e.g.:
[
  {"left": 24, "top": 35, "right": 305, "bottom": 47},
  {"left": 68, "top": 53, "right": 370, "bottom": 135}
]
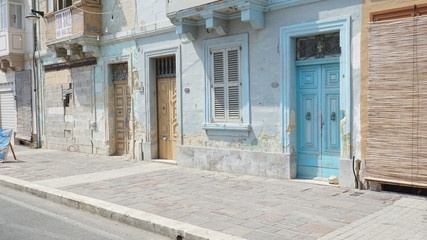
[
  {"left": 37, "top": 0, "right": 141, "bottom": 156},
  {"left": 162, "top": 0, "right": 362, "bottom": 183},
  {"left": 176, "top": 0, "right": 361, "bottom": 152}
]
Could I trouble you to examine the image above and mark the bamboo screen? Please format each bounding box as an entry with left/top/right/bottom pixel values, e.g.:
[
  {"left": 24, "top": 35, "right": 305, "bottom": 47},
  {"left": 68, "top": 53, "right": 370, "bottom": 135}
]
[{"left": 367, "top": 16, "right": 427, "bottom": 188}]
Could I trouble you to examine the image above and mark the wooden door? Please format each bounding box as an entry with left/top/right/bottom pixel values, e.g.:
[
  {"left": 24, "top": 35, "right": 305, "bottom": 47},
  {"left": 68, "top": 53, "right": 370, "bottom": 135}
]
[
  {"left": 296, "top": 63, "right": 340, "bottom": 180},
  {"left": 157, "top": 77, "right": 177, "bottom": 159},
  {"left": 114, "top": 81, "right": 131, "bottom": 155}
]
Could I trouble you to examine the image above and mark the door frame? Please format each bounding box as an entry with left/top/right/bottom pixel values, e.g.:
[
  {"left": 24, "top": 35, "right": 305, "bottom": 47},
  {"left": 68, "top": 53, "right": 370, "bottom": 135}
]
[
  {"left": 280, "top": 17, "right": 351, "bottom": 179},
  {"left": 104, "top": 55, "right": 131, "bottom": 156},
  {"left": 142, "top": 45, "right": 181, "bottom": 160}
]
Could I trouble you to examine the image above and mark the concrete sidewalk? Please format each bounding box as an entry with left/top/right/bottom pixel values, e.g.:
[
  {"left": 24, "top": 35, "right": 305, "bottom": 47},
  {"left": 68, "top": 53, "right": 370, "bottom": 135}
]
[{"left": 0, "top": 146, "right": 426, "bottom": 240}]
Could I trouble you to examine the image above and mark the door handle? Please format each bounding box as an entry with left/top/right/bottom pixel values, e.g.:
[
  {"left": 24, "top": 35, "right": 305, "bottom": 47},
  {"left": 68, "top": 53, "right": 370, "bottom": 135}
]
[
  {"left": 331, "top": 112, "right": 336, "bottom": 121},
  {"left": 306, "top": 112, "right": 311, "bottom": 120},
  {"left": 162, "top": 136, "right": 168, "bottom": 141}
]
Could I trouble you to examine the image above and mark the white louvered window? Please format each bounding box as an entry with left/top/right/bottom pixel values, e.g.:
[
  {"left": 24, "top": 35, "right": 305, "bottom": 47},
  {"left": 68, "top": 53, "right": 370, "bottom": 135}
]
[{"left": 211, "top": 47, "right": 241, "bottom": 123}]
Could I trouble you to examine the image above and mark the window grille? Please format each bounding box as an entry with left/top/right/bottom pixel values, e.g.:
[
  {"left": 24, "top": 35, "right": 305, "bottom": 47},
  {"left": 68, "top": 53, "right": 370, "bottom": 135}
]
[
  {"left": 296, "top": 32, "right": 340, "bottom": 61},
  {"left": 156, "top": 57, "right": 176, "bottom": 78},
  {"left": 112, "top": 63, "right": 128, "bottom": 82}
]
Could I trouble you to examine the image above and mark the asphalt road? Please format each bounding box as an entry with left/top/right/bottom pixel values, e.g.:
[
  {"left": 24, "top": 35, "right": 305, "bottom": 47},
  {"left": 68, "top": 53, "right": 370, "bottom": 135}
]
[{"left": 0, "top": 186, "right": 171, "bottom": 240}]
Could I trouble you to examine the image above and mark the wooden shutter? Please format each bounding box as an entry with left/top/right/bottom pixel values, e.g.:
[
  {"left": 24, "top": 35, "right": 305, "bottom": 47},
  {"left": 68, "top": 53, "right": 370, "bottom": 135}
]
[
  {"left": 367, "top": 15, "right": 427, "bottom": 187},
  {"left": 371, "top": 4, "right": 427, "bottom": 22},
  {"left": 212, "top": 50, "right": 226, "bottom": 120},
  {"left": 211, "top": 47, "right": 241, "bottom": 122},
  {"left": 227, "top": 49, "right": 240, "bottom": 120}
]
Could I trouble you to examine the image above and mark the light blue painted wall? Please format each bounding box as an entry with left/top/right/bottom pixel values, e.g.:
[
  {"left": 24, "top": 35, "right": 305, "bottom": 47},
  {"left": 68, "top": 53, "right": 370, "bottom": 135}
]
[{"left": 164, "top": 0, "right": 361, "bottom": 155}]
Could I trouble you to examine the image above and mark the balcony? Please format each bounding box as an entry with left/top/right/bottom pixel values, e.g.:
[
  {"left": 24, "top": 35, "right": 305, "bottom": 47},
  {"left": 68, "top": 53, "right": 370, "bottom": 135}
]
[
  {"left": 44, "top": 0, "right": 101, "bottom": 59},
  {"left": 0, "top": 0, "right": 26, "bottom": 71},
  {"left": 167, "top": 0, "right": 268, "bottom": 41},
  {"left": 0, "top": 29, "right": 25, "bottom": 72}
]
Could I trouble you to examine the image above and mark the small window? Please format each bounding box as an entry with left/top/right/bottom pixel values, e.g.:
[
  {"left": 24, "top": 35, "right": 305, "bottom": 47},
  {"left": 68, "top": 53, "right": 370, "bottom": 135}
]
[
  {"left": 211, "top": 47, "right": 241, "bottom": 123},
  {"left": 9, "top": 2, "right": 22, "bottom": 29},
  {"left": 0, "top": 0, "right": 23, "bottom": 29},
  {"left": 0, "top": 0, "right": 6, "bottom": 29},
  {"left": 296, "top": 32, "right": 340, "bottom": 61},
  {"left": 48, "top": 0, "right": 73, "bottom": 13}
]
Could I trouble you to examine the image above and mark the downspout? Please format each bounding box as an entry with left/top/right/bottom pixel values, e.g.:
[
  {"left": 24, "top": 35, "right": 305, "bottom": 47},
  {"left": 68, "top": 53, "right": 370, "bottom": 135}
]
[
  {"left": 130, "top": 54, "right": 135, "bottom": 159},
  {"left": 91, "top": 65, "right": 97, "bottom": 154},
  {"left": 132, "top": 0, "right": 138, "bottom": 160},
  {"left": 32, "top": 0, "right": 42, "bottom": 148}
]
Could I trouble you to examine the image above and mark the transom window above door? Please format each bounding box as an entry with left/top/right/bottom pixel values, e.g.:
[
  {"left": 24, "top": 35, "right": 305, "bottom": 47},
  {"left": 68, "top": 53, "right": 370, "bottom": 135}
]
[{"left": 296, "top": 32, "right": 340, "bottom": 61}]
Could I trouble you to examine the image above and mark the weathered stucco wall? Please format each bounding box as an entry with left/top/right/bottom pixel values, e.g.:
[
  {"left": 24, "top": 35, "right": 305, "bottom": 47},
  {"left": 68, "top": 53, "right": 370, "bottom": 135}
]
[
  {"left": 177, "top": 0, "right": 361, "bottom": 153},
  {"left": 164, "top": 0, "right": 362, "bottom": 184},
  {"left": 138, "top": 0, "right": 173, "bottom": 32},
  {"left": 102, "top": 0, "right": 136, "bottom": 34},
  {"left": 95, "top": 41, "right": 138, "bottom": 156}
]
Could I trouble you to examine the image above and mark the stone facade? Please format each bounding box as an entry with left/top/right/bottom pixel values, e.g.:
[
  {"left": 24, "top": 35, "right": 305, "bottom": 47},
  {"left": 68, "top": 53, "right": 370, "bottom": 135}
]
[{"left": 34, "top": 0, "right": 364, "bottom": 188}]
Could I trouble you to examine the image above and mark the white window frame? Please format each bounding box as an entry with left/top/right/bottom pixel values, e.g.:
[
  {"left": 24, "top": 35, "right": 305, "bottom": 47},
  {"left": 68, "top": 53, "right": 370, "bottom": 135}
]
[
  {"left": 0, "top": 0, "right": 7, "bottom": 29},
  {"left": 55, "top": 9, "right": 72, "bottom": 38},
  {"left": 203, "top": 33, "right": 251, "bottom": 136},
  {"left": 47, "top": 0, "right": 73, "bottom": 13},
  {"left": 0, "top": 0, "right": 23, "bottom": 30}
]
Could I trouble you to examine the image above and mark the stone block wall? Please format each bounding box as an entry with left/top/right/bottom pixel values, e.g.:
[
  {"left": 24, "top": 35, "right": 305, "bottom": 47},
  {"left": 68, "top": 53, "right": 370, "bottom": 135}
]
[{"left": 43, "top": 66, "right": 95, "bottom": 153}]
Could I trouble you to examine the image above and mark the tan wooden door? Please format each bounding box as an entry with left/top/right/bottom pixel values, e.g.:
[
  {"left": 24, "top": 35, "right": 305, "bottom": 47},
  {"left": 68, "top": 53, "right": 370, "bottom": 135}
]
[
  {"left": 114, "top": 81, "right": 131, "bottom": 155},
  {"left": 157, "top": 78, "right": 177, "bottom": 159}
]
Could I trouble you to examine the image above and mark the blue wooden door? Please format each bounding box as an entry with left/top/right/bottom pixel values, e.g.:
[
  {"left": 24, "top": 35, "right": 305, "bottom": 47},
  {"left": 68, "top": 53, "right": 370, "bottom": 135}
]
[{"left": 296, "top": 63, "right": 340, "bottom": 180}]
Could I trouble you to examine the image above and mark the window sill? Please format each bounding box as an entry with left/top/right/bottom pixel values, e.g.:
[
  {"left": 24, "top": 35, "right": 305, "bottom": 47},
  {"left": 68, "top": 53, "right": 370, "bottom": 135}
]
[{"left": 202, "top": 123, "right": 251, "bottom": 137}]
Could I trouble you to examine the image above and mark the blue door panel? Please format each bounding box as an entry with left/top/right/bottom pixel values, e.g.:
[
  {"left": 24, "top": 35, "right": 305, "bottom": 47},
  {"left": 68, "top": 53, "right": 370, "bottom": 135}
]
[
  {"left": 298, "top": 93, "right": 319, "bottom": 153},
  {"left": 297, "top": 63, "right": 340, "bottom": 180},
  {"left": 321, "top": 155, "right": 340, "bottom": 169},
  {"left": 297, "top": 166, "right": 322, "bottom": 179},
  {"left": 324, "top": 93, "right": 340, "bottom": 153},
  {"left": 323, "top": 64, "right": 340, "bottom": 89},
  {"left": 299, "top": 67, "right": 319, "bottom": 89},
  {"left": 297, "top": 153, "right": 321, "bottom": 167}
]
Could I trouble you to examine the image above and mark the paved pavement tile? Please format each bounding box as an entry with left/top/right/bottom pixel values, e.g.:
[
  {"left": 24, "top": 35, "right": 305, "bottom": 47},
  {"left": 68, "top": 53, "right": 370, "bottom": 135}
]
[{"left": 1, "top": 146, "right": 425, "bottom": 240}]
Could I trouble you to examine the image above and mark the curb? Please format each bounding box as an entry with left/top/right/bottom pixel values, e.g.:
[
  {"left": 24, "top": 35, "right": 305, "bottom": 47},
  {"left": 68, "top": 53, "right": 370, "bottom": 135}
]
[{"left": 0, "top": 175, "right": 245, "bottom": 240}]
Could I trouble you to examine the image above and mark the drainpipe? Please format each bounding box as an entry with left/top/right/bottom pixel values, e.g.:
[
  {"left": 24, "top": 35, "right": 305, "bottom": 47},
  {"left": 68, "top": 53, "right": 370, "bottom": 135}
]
[
  {"left": 31, "top": 0, "right": 42, "bottom": 148},
  {"left": 90, "top": 65, "right": 97, "bottom": 154},
  {"left": 131, "top": 53, "right": 136, "bottom": 159}
]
